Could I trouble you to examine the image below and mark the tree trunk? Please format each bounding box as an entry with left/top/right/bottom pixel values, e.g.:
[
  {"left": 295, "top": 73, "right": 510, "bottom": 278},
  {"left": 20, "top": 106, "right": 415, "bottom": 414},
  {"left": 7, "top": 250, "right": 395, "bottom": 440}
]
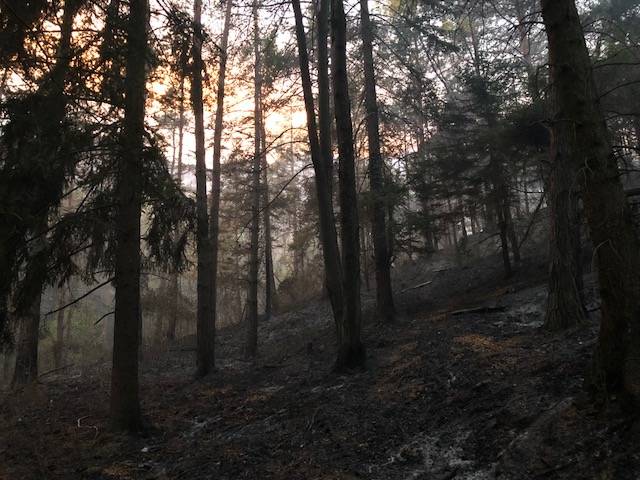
[
  {"left": 496, "top": 200, "right": 512, "bottom": 278},
  {"left": 12, "top": 290, "right": 41, "bottom": 386},
  {"left": 53, "top": 286, "right": 67, "bottom": 369},
  {"left": 110, "top": 0, "right": 147, "bottom": 431},
  {"left": 166, "top": 72, "right": 186, "bottom": 344},
  {"left": 359, "top": 0, "right": 395, "bottom": 322},
  {"left": 542, "top": 0, "right": 640, "bottom": 402},
  {"left": 543, "top": 67, "right": 587, "bottom": 331},
  {"left": 192, "top": 0, "right": 214, "bottom": 377},
  {"left": 544, "top": 156, "right": 586, "bottom": 330},
  {"left": 331, "top": 0, "right": 365, "bottom": 370},
  {"left": 317, "top": 0, "right": 333, "bottom": 198},
  {"left": 208, "top": 0, "right": 233, "bottom": 361},
  {"left": 246, "top": 0, "right": 262, "bottom": 358},
  {"left": 291, "top": 0, "right": 345, "bottom": 337},
  {"left": 261, "top": 117, "right": 275, "bottom": 317},
  {"left": 504, "top": 202, "right": 521, "bottom": 263}
]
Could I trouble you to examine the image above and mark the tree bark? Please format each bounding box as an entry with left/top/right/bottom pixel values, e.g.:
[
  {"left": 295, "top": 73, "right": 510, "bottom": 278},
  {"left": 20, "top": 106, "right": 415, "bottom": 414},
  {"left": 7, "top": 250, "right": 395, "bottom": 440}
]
[
  {"left": 291, "top": 0, "right": 345, "bottom": 337},
  {"left": 359, "top": 0, "right": 395, "bottom": 322},
  {"left": 110, "top": 0, "right": 147, "bottom": 431},
  {"left": 544, "top": 76, "right": 586, "bottom": 331},
  {"left": 331, "top": 0, "right": 365, "bottom": 370},
  {"left": 542, "top": 0, "right": 640, "bottom": 402},
  {"left": 192, "top": 0, "right": 214, "bottom": 377},
  {"left": 246, "top": 0, "right": 262, "bottom": 358},
  {"left": 208, "top": 0, "right": 233, "bottom": 363}
]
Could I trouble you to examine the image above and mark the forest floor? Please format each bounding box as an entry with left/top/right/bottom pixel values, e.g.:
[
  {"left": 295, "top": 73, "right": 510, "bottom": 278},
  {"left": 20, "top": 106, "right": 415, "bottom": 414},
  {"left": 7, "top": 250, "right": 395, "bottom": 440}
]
[{"left": 2, "top": 253, "right": 640, "bottom": 479}]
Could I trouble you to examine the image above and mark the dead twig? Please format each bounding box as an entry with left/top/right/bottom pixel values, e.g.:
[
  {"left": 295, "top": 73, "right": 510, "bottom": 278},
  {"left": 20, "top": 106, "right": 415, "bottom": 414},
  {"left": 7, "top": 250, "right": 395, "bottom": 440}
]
[{"left": 77, "top": 415, "right": 99, "bottom": 439}]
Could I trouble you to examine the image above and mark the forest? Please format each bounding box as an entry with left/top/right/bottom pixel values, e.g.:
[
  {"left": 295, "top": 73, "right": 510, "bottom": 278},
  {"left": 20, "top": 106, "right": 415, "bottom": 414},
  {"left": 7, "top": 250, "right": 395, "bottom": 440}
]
[{"left": 1, "top": 0, "right": 640, "bottom": 478}]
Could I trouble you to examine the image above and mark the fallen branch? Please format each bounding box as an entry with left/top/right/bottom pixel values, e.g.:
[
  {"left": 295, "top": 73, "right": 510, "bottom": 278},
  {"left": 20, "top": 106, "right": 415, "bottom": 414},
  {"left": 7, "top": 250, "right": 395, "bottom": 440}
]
[
  {"left": 400, "top": 280, "right": 432, "bottom": 293},
  {"left": 38, "top": 364, "right": 74, "bottom": 378},
  {"left": 449, "top": 305, "right": 506, "bottom": 316}
]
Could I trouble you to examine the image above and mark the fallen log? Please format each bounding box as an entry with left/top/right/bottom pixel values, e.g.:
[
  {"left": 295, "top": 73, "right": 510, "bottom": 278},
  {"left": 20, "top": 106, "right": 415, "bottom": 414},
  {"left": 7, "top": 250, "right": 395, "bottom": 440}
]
[{"left": 449, "top": 305, "right": 506, "bottom": 316}]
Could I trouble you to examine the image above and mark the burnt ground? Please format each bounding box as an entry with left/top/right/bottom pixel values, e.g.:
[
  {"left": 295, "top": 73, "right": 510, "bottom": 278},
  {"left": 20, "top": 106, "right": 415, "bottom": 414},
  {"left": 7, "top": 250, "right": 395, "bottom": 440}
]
[{"left": 1, "top": 253, "right": 640, "bottom": 480}]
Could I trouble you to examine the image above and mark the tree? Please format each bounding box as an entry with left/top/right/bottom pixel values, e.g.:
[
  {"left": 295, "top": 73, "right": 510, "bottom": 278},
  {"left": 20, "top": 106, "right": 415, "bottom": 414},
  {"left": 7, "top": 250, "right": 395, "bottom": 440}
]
[
  {"left": 359, "top": 0, "right": 395, "bottom": 322},
  {"left": 11, "top": 0, "right": 83, "bottom": 386},
  {"left": 543, "top": 79, "right": 586, "bottom": 330},
  {"left": 246, "top": 0, "right": 262, "bottom": 358},
  {"left": 261, "top": 117, "right": 276, "bottom": 318},
  {"left": 209, "top": 0, "right": 234, "bottom": 363},
  {"left": 192, "top": 0, "right": 214, "bottom": 377},
  {"left": 291, "top": 0, "right": 345, "bottom": 365},
  {"left": 331, "top": 0, "right": 365, "bottom": 369},
  {"left": 110, "top": 0, "right": 149, "bottom": 431},
  {"left": 541, "top": 0, "right": 640, "bottom": 403}
]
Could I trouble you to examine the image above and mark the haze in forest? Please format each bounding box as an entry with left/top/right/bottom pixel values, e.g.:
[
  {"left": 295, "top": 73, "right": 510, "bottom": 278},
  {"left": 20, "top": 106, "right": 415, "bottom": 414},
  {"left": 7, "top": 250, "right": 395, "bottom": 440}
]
[{"left": 1, "top": 0, "right": 640, "bottom": 478}]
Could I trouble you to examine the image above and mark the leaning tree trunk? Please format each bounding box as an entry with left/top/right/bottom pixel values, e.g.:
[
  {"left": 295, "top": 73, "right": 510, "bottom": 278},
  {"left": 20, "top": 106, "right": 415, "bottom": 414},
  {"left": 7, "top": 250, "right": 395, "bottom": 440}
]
[
  {"left": 359, "top": 0, "right": 395, "bottom": 323},
  {"left": 208, "top": 0, "right": 233, "bottom": 363},
  {"left": 246, "top": 0, "right": 262, "bottom": 358},
  {"left": 331, "top": 0, "right": 365, "bottom": 370},
  {"left": 542, "top": 0, "right": 640, "bottom": 403},
  {"left": 192, "top": 0, "right": 214, "bottom": 377},
  {"left": 291, "top": 0, "right": 345, "bottom": 335},
  {"left": 110, "top": 0, "right": 147, "bottom": 431}
]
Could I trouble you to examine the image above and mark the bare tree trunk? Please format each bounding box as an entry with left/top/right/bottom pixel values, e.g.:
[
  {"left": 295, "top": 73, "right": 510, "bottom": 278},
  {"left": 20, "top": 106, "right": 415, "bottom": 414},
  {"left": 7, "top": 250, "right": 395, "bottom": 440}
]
[
  {"left": 291, "top": 0, "right": 345, "bottom": 335},
  {"left": 166, "top": 73, "right": 186, "bottom": 343},
  {"left": 261, "top": 118, "right": 275, "bottom": 317},
  {"left": 246, "top": 0, "right": 262, "bottom": 358},
  {"left": 192, "top": 0, "right": 214, "bottom": 377},
  {"left": 542, "top": 0, "right": 640, "bottom": 403},
  {"left": 110, "top": 0, "right": 147, "bottom": 431},
  {"left": 208, "top": 0, "right": 233, "bottom": 361},
  {"left": 496, "top": 199, "right": 512, "bottom": 278},
  {"left": 359, "top": 0, "right": 395, "bottom": 322},
  {"left": 331, "top": 0, "right": 365, "bottom": 370},
  {"left": 505, "top": 202, "right": 520, "bottom": 263},
  {"left": 317, "top": 0, "right": 333, "bottom": 198},
  {"left": 53, "top": 286, "right": 67, "bottom": 369}
]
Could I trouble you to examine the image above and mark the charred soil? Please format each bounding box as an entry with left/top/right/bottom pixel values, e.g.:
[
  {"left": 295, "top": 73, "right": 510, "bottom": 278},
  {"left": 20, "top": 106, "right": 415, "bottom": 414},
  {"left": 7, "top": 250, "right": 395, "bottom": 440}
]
[{"left": 1, "top": 254, "right": 639, "bottom": 479}]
